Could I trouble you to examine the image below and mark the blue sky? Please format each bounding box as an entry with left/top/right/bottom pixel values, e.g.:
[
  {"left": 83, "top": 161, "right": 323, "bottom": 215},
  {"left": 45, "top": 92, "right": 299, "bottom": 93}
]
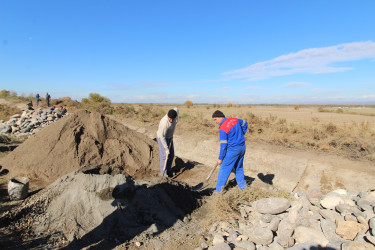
[{"left": 1, "top": 1, "right": 374, "bottom": 104}]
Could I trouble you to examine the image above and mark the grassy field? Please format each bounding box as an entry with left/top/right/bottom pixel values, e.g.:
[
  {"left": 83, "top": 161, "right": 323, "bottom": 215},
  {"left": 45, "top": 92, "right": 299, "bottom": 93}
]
[{"left": 132, "top": 104, "right": 375, "bottom": 162}]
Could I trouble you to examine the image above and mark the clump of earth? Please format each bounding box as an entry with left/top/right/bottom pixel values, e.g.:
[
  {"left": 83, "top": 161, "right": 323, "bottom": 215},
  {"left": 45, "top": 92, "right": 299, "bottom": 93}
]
[{"left": 0, "top": 110, "right": 160, "bottom": 189}]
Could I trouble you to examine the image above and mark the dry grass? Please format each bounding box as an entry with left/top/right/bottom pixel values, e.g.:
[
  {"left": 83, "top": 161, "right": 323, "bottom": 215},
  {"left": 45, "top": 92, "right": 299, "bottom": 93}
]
[
  {"left": 0, "top": 104, "right": 22, "bottom": 121},
  {"left": 207, "top": 186, "right": 291, "bottom": 223}
]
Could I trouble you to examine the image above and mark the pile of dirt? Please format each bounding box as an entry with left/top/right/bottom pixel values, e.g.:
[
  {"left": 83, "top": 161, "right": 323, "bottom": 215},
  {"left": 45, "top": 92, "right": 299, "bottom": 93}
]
[
  {"left": 0, "top": 168, "right": 201, "bottom": 249},
  {"left": 0, "top": 110, "right": 160, "bottom": 188}
]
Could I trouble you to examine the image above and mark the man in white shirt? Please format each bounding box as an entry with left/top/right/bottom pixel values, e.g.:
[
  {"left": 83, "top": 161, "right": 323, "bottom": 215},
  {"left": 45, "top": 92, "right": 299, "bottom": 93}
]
[{"left": 156, "top": 107, "right": 179, "bottom": 177}]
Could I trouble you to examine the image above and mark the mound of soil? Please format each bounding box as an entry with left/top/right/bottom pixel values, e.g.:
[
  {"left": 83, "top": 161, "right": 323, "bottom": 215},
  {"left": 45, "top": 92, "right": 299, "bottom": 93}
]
[
  {"left": 0, "top": 110, "right": 160, "bottom": 188},
  {"left": 0, "top": 168, "right": 201, "bottom": 249}
]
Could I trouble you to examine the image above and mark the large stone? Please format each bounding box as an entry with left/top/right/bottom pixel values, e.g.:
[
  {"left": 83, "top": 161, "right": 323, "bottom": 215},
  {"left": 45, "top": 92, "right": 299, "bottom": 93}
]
[
  {"left": 213, "top": 234, "right": 225, "bottom": 245},
  {"left": 336, "top": 203, "right": 361, "bottom": 215},
  {"left": 341, "top": 241, "right": 375, "bottom": 250},
  {"left": 0, "top": 124, "right": 11, "bottom": 134},
  {"left": 327, "top": 238, "right": 348, "bottom": 250},
  {"left": 242, "top": 225, "right": 273, "bottom": 245},
  {"left": 234, "top": 240, "right": 255, "bottom": 250},
  {"left": 252, "top": 197, "right": 290, "bottom": 215},
  {"left": 208, "top": 243, "right": 231, "bottom": 250},
  {"left": 286, "top": 241, "right": 317, "bottom": 250},
  {"left": 293, "top": 226, "right": 329, "bottom": 247},
  {"left": 365, "top": 234, "right": 375, "bottom": 246},
  {"left": 320, "top": 209, "right": 343, "bottom": 222},
  {"left": 336, "top": 221, "right": 368, "bottom": 240},
  {"left": 321, "top": 195, "right": 345, "bottom": 210},
  {"left": 276, "top": 236, "right": 294, "bottom": 248},
  {"left": 268, "top": 217, "right": 281, "bottom": 232},
  {"left": 365, "top": 192, "right": 375, "bottom": 202},
  {"left": 320, "top": 219, "right": 339, "bottom": 241},
  {"left": 331, "top": 189, "right": 348, "bottom": 196},
  {"left": 370, "top": 217, "right": 375, "bottom": 230},
  {"left": 357, "top": 198, "right": 374, "bottom": 207},
  {"left": 307, "top": 188, "right": 322, "bottom": 200}
]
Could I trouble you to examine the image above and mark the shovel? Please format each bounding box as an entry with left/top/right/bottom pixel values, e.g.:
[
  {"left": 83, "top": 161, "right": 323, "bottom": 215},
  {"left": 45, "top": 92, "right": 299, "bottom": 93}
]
[{"left": 193, "top": 162, "right": 219, "bottom": 191}]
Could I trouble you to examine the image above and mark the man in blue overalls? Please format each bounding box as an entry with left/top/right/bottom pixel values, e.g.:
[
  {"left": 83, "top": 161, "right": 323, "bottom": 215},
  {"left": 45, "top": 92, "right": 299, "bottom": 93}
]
[{"left": 212, "top": 110, "right": 248, "bottom": 193}]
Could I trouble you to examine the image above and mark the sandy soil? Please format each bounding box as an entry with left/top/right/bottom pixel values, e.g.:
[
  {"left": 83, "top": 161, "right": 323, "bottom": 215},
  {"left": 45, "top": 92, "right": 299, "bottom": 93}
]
[
  {"left": 114, "top": 111, "right": 375, "bottom": 194},
  {"left": 0, "top": 103, "right": 374, "bottom": 249}
]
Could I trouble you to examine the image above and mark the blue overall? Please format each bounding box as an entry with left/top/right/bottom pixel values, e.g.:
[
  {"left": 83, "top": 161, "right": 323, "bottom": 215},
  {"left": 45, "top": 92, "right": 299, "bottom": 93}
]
[{"left": 216, "top": 118, "right": 247, "bottom": 192}]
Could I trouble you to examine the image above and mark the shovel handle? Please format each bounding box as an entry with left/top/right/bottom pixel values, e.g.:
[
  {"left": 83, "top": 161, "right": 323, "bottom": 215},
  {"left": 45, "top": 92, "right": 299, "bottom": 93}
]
[{"left": 206, "top": 162, "right": 219, "bottom": 181}]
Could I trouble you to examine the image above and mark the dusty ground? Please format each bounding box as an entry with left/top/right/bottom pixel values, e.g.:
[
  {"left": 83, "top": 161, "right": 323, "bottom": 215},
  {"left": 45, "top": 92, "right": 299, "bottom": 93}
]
[
  {"left": 0, "top": 102, "right": 374, "bottom": 249},
  {"left": 113, "top": 105, "right": 375, "bottom": 194}
]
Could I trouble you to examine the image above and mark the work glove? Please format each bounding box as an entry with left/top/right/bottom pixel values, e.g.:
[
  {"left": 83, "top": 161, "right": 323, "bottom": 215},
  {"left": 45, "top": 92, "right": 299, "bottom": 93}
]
[{"left": 165, "top": 149, "right": 170, "bottom": 155}]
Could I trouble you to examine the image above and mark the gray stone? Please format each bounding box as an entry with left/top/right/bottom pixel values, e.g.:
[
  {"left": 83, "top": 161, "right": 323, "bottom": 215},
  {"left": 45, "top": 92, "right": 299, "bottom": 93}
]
[
  {"left": 234, "top": 240, "right": 255, "bottom": 250},
  {"left": 359, "top": 204, "right": 373, "bottom": 212},
  {"left": 208, "top": 243, "right": 231, "bottom": 250},
  {"left": 276, "top": 236, "right": 294, "bottom": 248},
  {"left": 307, "top": 188, "right": 322, "bottom": 200},
  {"left": 0, "top": 124, "right": 11, "bottom": 133},
  {"left": 321, "top": 195, "right": 345, "bottom": 210},
  {"left": 267, "top": 241, "right": 284, "bottom": 250},
  {"left": 327, "top": 237, "right": 347, "bottom": 250},
  {"left": 268, "top": 217, "right": 280, "bottom": 232},
  {"left": 357, "top": 198, "right": 373, "bottom": 207},
  {"left": 242, "top": 225, "right": 273, "bottom": 245},
  {"left": 213, "top": 234, "right": 225, "bottom": 245},
  {"left": 370, "top": 217, "right": 375, "bottom": 230},
  {"left": 320, "top": 209, "right": 343, "bottom": 222},
  {"left": 365, "top": 192, "right": 375, "bottom": 202},
  {"left": 365, "top": 234, "right": 375, "bottom": 246},
  {"left": 293, "top": 226, "right": 329, "bottom": 247},
  {"left": 320, "top": 219, "right": 339, "bottom": 241},
  {"left": 261, "top": 214, "right": 273, "bottom": 223},
  {"left": 341, "top": 241, "right": 375, "bottom": 250},
  {"left": 354, "top": 232, "right": 366, "bottom": 242},
  {"left": 252, "top": 197, "right": 291, "bottom": 215},
  {"left": 344, "top": 214, "right": 357, "bottom": 222},
  {"left": 286, "top": 241, "right": 316, "bottom": 250},
  {"left": 330, "top": 189, "right": 348, "bottom": 196},
  {"left": 336, "top": 203, "right": 361, "bottom": 215}
]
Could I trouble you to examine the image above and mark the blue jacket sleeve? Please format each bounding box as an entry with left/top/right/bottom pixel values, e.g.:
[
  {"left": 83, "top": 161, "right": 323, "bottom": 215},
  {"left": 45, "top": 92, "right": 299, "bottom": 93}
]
[
  {"left": 218, "top": 129, "right": 228, "bottom": 160},
  {"left": 239, "top": 119, "right": 248, "bottom": 135}
]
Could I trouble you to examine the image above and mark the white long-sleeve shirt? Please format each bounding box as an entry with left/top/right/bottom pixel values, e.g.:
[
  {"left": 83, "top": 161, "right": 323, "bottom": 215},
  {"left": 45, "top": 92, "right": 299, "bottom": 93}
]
[{"left": 156, "top": 108, "right": 178, "bottom": 150}]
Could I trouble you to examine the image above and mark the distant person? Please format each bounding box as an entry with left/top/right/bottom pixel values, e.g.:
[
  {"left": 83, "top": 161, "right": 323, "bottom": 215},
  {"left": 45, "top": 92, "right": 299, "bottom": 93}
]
[
  {"left": 156, "top": 107, "right": 179, "bottom": 177},
  {"left": 36, "top": 93, "right": 41, "bottom": 106},
  {"left": 60, "top": 105, "right": 67, "bottom": 115},
  {"left": 46, "top": 92, "right": 51, "bottom": 107},
  {"left": 26, "top": 100, "right": 34, "bottom": 110},
  {"left": 212, "top": 110, "right": 248, "bottom": 193}
]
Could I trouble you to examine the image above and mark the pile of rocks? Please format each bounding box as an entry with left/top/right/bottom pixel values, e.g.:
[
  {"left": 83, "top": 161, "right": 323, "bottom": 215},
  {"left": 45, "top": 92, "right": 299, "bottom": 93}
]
[
  {"left": 0, "top": 108, "right": 68, "bottom": 138},
  {"left": 201, "top": 189, "right": 375, "bottom": 250}
]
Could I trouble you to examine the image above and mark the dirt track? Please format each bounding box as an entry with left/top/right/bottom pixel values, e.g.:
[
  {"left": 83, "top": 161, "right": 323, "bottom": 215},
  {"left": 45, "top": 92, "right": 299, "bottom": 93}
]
[{"left": 120, "top": 116, "right": 375, "bottom": 194}]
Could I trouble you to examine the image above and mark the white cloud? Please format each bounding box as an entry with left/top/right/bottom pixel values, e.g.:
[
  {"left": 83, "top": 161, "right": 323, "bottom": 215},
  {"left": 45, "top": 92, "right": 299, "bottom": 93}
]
[
  {"left": 360, "top": 94, "right": 375, "bottom": 99},
  {"left": 187, "top": 94, "right": 199, "bottom": 99},
  {"left": 279, "top": 82, "right": 310, "bottom": 88},
  {"left": 223, "top": 41, "right": 375, "bottom": 81},
  {"left": 244, "top": 86, "right": 262, "bottom": 90}
]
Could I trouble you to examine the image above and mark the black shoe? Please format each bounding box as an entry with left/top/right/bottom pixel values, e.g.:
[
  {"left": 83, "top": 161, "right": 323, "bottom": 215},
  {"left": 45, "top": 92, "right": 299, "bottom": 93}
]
[{"left": 166, "top": 171, "right": 174, "bottom": 178}]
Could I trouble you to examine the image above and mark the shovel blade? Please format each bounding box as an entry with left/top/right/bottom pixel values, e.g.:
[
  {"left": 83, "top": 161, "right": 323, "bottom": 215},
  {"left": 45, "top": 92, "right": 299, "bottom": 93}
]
[{"left": 192, "top": 182, "right": 204, "bottom": 191}]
